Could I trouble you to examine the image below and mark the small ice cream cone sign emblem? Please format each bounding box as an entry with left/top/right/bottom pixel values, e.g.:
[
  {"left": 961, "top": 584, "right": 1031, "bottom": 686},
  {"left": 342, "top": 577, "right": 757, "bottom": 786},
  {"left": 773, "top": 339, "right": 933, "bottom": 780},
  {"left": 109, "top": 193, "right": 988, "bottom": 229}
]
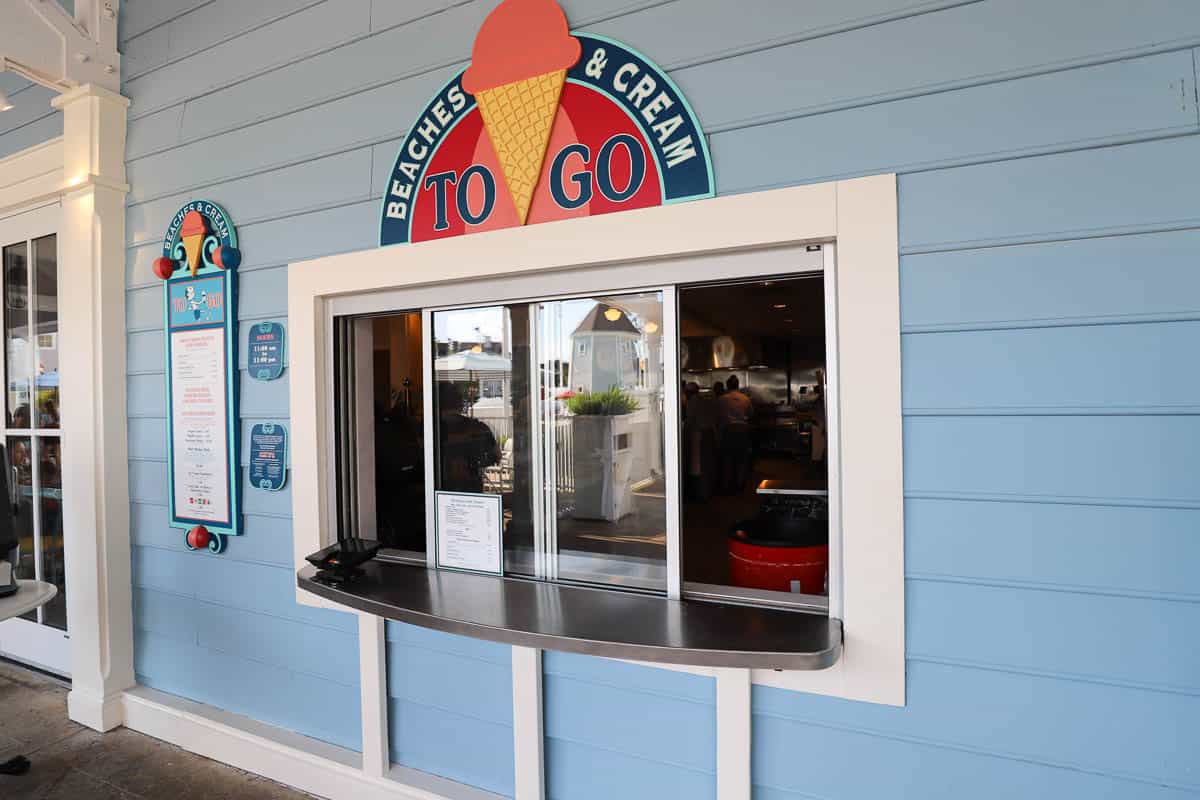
[
  {"left": 180, "top": 210, "right": 207, "bottom": 277},
  {"left": 461, "top": 0, "right": 581, "bottom": 225},
  {"left": 380, "top": 0, "right": 713, "bottom": 245},
  {"left": 155, "top": 201, "right": 242, "bottom": 282}
]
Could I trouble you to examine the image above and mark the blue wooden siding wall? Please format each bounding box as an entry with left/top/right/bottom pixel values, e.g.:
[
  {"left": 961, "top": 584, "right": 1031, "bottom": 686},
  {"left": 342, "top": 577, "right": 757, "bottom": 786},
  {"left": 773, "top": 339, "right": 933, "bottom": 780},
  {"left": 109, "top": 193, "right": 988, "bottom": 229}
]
[
  {"left": 0, "top": 74, "right": 61, "bottom": 161},
  {"left": 543, "top": 653, "right": 716, "bottom": 799},
  {"left": 1, "top": 0, "right": 1196, "bottom": 796},
  {"left": 386, "top": 622, "right": 516, "bottom": 795}
]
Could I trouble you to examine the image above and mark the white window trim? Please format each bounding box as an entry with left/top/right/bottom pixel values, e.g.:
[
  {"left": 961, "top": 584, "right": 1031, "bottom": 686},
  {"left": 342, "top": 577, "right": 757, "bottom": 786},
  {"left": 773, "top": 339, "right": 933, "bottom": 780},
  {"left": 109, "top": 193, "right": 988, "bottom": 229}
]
[
  {"left": 288, "top": 175, "right": 904, "bottom": 708},
  {"left": 0, "top": 139, "right": 63, "bottom": 216}
]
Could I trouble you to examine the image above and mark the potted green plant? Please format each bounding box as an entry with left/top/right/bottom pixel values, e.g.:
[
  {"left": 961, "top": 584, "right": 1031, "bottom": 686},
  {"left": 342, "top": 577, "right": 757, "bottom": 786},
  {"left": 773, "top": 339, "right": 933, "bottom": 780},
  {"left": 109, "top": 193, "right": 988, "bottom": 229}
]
[{"left": 568, "top": 388, "right": 641, "bottom": 521}]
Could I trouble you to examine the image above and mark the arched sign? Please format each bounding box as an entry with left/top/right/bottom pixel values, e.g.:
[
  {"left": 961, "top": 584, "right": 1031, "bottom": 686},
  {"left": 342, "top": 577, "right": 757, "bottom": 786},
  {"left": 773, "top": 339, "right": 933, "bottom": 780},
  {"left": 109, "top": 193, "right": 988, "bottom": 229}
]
[{"left": 379, "top": 0, "right": 713, "bottom": 246}]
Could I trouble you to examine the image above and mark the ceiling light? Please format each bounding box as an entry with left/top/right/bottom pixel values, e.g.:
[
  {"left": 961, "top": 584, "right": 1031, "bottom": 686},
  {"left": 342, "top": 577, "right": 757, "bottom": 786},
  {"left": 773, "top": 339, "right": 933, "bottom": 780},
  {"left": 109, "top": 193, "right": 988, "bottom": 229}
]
[
  {"left": 604, "top": 308, "right": 623, "bottom": 322},
  {"left": 0, "top": 91, "right": 12, "bottom": 112},
  {"left": 644, "top": 321, "right": 659, "bottom": 333},
  {"left": 773, "top": 303, "right": 788, "bottom": 309}
]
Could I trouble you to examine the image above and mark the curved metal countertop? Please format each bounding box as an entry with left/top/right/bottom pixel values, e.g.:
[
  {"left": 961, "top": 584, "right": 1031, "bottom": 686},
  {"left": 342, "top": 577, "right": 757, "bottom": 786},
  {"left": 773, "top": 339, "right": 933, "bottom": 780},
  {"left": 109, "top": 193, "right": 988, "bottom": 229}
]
[{"left": 299, "top": 561, "right": 842, "bottom": 670}]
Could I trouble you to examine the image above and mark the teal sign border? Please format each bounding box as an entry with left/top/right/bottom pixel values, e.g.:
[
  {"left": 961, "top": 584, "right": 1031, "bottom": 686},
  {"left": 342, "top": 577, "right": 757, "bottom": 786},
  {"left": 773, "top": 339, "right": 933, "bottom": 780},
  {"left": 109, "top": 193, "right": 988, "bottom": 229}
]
[
  {"left": 162, "top": 200, "right": 241, "bottom": 553},
  {"left": 248, "top": 321, "right": 286, "bottom": 381}
]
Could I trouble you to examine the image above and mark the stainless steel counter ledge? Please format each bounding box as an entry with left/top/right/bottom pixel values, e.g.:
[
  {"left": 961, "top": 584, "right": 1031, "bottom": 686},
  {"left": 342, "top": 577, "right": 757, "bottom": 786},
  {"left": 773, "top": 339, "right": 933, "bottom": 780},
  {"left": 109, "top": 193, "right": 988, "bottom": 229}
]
[{"left": 298, "top": 561, "right": 842, "bottom": 670}]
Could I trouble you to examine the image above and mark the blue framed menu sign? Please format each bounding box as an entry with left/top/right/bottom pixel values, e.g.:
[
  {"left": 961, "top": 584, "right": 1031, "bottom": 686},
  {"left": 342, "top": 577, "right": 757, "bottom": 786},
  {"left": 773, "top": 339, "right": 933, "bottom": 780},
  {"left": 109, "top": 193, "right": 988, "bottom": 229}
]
[
  {"left": 249, "top": 422, "right": 288, "bottom": 491},
  {"left": 156, "top": 201, "right": 243, "bottom": 554},
  {"left": 248, "top": 321, "right": 285, "bottom": 381}
]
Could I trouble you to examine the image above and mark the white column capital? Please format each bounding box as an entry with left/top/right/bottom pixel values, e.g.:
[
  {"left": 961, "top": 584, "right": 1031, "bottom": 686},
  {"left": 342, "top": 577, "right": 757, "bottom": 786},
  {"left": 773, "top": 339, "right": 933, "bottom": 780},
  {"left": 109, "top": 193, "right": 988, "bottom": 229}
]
[
  {"left": 51, "top": 84, "right": 129, "bottom": 192},
  {"left": 50, "top": 83, "right": 131, "bottom": 110}
]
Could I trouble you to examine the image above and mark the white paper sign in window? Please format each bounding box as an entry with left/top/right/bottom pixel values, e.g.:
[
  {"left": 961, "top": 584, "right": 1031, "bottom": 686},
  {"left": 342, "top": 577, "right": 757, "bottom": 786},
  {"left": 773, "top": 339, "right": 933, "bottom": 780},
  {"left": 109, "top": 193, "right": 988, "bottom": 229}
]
[{"left": 436, "top": 491, "right": 503, "bottom": 574}]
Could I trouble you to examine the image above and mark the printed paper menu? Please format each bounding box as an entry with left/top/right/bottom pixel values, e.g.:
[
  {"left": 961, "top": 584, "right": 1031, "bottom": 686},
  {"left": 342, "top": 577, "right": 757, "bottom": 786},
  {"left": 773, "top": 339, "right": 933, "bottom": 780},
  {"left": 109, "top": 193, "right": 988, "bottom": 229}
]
[
  {"left": 167, "top": 275, "right": 232, "bottom": 527},
  {"left": 170, "top": 326, "right": 230, "bottom": 524},
  {"left": 436, "top": 492, "right": 503, "bottom": 574}
]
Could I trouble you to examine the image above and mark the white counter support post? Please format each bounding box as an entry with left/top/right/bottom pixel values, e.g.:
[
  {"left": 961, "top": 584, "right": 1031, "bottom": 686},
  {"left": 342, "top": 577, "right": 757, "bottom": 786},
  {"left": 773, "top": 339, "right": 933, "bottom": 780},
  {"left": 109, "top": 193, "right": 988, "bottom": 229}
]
[
  {"left": 51, "top": 84, "right": 134, "bottom": 732},
  {"left": 511, "top": 646, "right": 545, "bottom": 800},
  {"left": 716, "top": 668, "right": 752, "bottom": 800},
  {"left": 358, "top": 614, "right": 391, "bottom": 777}
]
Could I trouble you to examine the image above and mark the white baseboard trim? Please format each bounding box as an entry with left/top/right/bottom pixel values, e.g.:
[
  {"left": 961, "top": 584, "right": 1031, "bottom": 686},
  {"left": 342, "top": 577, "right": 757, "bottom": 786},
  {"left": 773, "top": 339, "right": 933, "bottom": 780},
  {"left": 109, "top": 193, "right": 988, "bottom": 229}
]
[{"left": 122, "top": 687, "right": 503, "bottom": 800}]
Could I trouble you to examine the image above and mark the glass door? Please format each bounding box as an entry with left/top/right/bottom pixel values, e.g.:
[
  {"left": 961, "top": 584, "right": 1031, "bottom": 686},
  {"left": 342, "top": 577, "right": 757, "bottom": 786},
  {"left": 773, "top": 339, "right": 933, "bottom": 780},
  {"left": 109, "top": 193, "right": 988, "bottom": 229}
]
[{"left": 0, "top": 220, "right": 69, "bottom": 675}]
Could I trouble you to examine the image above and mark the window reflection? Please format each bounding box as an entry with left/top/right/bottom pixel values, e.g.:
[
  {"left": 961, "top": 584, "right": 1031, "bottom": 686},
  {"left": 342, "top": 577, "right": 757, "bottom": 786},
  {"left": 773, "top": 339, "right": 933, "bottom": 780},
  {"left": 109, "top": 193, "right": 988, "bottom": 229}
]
[
  {"left": 6, "top": 437, "right": 34, "bottom": 621},
  {"left": 3, "top": 243, "right": 29, "bottom": 427},
  {"left": 0, "top": 234, "right": 65, "bottom": 634},
  {"left": 33, "top": 235, "right": 59, "bottom": 430},
  {"left": 432, "top": 305, "right": 536, "bottom": 576},
  {"left": 38, "top": 438, "right": 65, "bottom": 629},
  {"left": 540, "top": 293, "right": 667, "bottom": 592},
  {"left": 431, "top": 294, "right": 667, "bottom": 588}
]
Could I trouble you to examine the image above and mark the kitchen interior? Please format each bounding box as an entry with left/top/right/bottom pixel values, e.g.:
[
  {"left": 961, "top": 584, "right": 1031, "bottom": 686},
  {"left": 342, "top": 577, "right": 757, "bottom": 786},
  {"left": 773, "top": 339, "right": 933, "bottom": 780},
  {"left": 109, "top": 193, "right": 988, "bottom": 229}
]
[{"left": 679, "top": 273, "right": 830, "bottom": 601}]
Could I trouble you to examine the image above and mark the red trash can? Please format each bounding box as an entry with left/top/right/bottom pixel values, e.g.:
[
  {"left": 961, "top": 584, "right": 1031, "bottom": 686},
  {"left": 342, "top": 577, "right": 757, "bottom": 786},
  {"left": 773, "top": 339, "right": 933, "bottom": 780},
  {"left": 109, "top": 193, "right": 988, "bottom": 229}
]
[{"left": 728, "top": 520, "right": 828, "bottom": 595}]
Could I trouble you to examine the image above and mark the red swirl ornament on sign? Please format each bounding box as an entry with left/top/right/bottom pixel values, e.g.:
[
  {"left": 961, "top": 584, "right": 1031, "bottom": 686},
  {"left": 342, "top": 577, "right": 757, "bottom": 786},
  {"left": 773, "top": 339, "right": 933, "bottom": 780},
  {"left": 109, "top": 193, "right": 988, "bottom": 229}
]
[{"left": 379, "top": 0, "right": 713, "bottom": 246}]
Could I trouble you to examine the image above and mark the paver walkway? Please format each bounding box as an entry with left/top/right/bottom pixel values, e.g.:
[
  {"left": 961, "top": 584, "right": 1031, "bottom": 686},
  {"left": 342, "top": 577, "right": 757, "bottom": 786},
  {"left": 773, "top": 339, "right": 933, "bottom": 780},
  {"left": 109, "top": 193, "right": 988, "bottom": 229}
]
[{"left": 0, "top": 659, "right": 312, "bottom": 799}]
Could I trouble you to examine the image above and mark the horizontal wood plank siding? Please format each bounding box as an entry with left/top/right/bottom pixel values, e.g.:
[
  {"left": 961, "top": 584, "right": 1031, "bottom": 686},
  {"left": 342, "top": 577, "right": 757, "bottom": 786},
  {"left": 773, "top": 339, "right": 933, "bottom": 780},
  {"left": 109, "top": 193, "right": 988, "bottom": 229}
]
[
  {"left": 385, "top": 622, "right": 515, "bottom": 796},
  {"left": 8, "top": 0, "right": 1175, "bottom": 795},
  {"left": 0, "top": 80, "right": 61, "bottom": 162},
  {"left": 542, "top": 652, "right": 717, "bottom": 800}
]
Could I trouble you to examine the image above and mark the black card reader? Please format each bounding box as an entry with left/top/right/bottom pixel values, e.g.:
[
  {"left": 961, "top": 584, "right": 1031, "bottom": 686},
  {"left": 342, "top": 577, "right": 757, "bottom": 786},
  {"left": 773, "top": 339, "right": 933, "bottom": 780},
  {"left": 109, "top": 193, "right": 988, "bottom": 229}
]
[{"left": 306, "top": 538, "right": 380, "bottom": 586}]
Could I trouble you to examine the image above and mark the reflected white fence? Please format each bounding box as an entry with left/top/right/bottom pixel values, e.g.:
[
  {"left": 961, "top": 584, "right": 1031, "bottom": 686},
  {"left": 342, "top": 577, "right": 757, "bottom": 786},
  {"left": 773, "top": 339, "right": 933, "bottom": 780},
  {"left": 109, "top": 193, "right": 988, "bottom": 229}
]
[{"left": 475, "top": 411, "right": 576, "bottom": 496}]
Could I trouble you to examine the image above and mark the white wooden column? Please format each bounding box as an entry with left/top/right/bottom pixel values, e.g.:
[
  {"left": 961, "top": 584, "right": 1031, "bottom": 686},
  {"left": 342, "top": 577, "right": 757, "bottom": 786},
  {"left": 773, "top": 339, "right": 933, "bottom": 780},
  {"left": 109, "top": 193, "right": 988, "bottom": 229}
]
[{"left": 51, "top": 83, "right": 134, "bottom": 732}]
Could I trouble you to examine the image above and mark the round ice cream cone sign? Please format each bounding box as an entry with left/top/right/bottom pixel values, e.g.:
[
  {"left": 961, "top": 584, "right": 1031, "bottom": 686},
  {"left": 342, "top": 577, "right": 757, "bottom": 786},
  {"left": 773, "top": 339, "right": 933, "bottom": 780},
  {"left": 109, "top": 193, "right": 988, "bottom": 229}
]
[
  {"left": 159, "top": 201, "right": 241, "bottom": 280},
  {"left": 379, "top": 0, "right": 713, "bottom": 246}
]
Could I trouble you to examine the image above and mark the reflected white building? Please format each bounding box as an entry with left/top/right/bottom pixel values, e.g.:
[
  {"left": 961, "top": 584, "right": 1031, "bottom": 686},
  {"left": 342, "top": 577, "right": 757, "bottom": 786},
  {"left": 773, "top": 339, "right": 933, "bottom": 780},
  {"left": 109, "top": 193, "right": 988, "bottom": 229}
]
[{"left": 568, "top": 304, "right": 640, "bottom": 393}]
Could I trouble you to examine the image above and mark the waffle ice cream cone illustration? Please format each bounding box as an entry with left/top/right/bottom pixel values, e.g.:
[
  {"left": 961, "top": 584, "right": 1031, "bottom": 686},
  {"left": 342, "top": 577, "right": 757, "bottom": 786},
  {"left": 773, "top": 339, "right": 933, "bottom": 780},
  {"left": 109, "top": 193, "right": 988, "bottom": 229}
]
[
  {"left": 180, "top": 210, "right": 208, "bottom": 277},
  {"left": 462, "top": 0, "right": 581, "bottom": 225}
]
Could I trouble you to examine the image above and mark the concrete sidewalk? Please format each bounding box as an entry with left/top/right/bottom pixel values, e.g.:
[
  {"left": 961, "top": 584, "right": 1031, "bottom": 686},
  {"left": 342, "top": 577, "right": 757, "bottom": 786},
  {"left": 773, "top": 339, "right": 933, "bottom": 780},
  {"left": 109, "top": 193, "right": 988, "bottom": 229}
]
[{"left": 0, "top": 659, "right": 311, "bottom": 799}]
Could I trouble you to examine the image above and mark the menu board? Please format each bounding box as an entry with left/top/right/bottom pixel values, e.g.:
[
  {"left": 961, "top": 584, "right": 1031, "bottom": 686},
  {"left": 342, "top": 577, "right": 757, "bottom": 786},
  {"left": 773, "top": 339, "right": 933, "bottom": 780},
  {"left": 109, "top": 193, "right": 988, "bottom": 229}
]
[
  {"left": 435, "top": 491, "right": 503, "bottom": 574},
  {"left": 166, "top": 274, "right": 239, "bottom": 539}
]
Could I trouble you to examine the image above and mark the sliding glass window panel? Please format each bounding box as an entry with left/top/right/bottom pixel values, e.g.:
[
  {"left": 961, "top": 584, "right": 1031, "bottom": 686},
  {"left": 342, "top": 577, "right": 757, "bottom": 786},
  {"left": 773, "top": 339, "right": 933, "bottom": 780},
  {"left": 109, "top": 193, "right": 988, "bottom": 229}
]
[
  {"left": 537, "top": 292, "right": 667, "bottom": 592},
  {"left": 33, "top": 235, "right": 59, "bottom": 430},
  {"left": 37, "top": 437, "right": 65, "bottom": 629},
  {"left": 2, "top": 243, "right": 30, "bottom": 428},
  {"left": 369, "top": 312, "right": 426, "bottom": 552},
  {"left": 679, "top": 274, "right": 831, "bottom": 604},
  {"left": 431, "top": 304, "right": 536, "bottom": 576}
]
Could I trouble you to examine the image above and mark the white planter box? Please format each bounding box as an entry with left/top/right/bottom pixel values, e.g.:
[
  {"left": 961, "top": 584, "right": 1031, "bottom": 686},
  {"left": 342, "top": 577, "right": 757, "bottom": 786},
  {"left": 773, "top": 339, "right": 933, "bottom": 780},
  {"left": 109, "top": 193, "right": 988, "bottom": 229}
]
[{"left": 570, "top": 414, "right": 636, "bottom": 521}]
